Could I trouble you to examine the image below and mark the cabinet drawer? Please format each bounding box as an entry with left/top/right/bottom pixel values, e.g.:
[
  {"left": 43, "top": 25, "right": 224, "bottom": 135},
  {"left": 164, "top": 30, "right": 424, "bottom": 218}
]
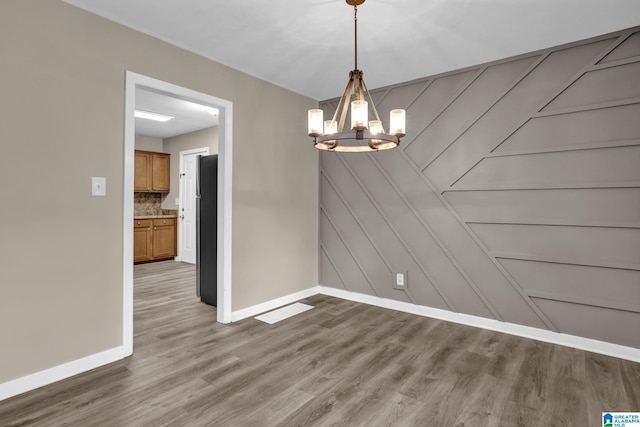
[
  {"left": 134, "top": 219, "right": 152, "bottom": 228},
  {"left": 153, "top": 218, "right": 175, "bottom": 227}
]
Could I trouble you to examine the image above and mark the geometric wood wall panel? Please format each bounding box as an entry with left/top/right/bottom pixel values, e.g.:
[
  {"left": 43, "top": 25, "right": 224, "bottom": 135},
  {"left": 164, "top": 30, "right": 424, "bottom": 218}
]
[
  {"left": 531, "top": 298, "right": 640, "bottom": 348},
  {"left": 544, "top": 62, "right": 640, "bottom": 110},
  {"left": 454, "top": 145, "right": 640, "bottom": 189},
  {"left": 425, "top": 38, "right": 615, "bottom": 191},
  {"left": 320, "top": 249, "right": 347, "bottom": 291},
  {"left": 321, "top": 153, "right": 498, "bottom": 319},
  {"left": 599, "top": 31, "right": 640, "bottom": 63},
  {"left": 320, "top": 210, "right": 387, "bottom": 298},
  {"left": 498, "top": 259, "right": 640, "bottom": 313},
  {"left": 321, "top": 178, "right": 414, "bottom": 304},
  {"left": 322, "top": 171, "right": 446, "bottom": 307},
  {"left": 319, "top": 27, "right": 640, "bottom": 349},
  {"left": 404, "top": 56, "right": 539, "bottom": 169},
  {"left": 495, "top": 104, "right": 640, "bottom": 154},
  {"left": 445, "top": 188, "right": 640, "bottom": 226},
  {"left": 468, "top": 223, "right": 640, "bottom": 269}
]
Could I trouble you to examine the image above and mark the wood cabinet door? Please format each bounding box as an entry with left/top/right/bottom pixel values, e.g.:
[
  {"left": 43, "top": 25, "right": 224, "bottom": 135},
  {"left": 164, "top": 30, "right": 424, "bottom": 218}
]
[
  {"left": 151, "top": 153, "right": 170, "bottom": 192},
  {"left": 152, "top": 219, "right": 176, "bottom": 259},
  {"left": 134, "top": 220, "right": 152, "bottom": 262},
  {"left": 134, "top": 151, "right": 152, "bottom": 192}
]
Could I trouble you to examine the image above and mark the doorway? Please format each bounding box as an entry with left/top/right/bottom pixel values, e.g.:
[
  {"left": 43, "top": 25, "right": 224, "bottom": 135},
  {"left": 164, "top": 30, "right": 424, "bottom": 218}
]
[{"left": 123, "top": 71, "right": 233, "bottom": 356}]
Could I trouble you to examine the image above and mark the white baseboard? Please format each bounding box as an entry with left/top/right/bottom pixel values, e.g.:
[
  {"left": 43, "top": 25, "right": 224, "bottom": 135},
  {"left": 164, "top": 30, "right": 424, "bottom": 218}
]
[
  {"left": 319, "top": 286, "right": 640, "bottom": 364},
  {"left": 0, "top": 346, "right": 128, "bottom": 402},
  {"left": 230, "top": 286, "right": 320, "bottom": 322}
]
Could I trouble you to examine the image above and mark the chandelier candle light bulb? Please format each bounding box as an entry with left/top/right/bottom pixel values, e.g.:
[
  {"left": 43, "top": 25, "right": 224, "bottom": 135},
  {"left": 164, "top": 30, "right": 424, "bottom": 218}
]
[
  {"left": 369, "top": 120, "right": 383, "bottom": 134},
  {"left": 390, "top": 109, "right": 406, "bottom": 137},
  {"left": 350, "top": 100, "right": 368, "bottom": 130},
  {"left": 369, "top": 119, "right": 383, "bottom": 146},
  {"left": 307, "top": 0, "right": 406, "bottom": 152},
  {"left": 308, "top": 109, "right": 324, "bottom": 137},
  {"left": 324, "top": 120, "right": 338, "bottom": 134}
]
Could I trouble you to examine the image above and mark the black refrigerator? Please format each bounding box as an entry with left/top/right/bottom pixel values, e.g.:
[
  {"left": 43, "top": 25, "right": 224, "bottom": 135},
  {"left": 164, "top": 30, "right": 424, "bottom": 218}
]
[{"left": 196, "top": 154, "right": 217, "bottom": 306}]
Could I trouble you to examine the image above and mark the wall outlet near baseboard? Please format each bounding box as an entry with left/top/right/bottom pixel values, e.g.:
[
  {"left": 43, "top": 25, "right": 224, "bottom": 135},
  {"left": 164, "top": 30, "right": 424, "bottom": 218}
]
[{"left": 393, "top": 272, "right": 407, "bottom": 290}]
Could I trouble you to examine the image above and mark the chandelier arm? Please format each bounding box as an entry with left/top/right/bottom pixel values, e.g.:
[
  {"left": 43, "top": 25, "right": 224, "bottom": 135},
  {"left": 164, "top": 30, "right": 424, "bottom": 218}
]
[
  {"left": 337, "top": 77, "right": 354, "bottom": 133},
  {"left": 332, "top": 74, "right": 354, "bottom": 125},
  {"left": 360, "top": 77, "right": 383, "bottom": 126}
]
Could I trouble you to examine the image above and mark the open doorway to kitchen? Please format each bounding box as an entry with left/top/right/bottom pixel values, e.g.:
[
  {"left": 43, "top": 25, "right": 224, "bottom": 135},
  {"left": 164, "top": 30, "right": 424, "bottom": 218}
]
[{"left": 123, "top": 71, "right": 233, "bottom": 356}]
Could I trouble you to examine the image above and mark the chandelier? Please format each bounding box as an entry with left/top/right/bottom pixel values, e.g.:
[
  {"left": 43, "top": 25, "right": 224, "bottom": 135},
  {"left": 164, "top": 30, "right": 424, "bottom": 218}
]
[{"left": 308, "top": 0, "right": 406, "bottom": 152}]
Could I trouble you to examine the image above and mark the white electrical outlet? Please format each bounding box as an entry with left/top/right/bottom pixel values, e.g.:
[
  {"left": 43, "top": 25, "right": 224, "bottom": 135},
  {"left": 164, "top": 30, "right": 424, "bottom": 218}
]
[
  {"left": 91, "top": 177, "right": 106, "bottom": 196},
  {"left": 394, "top": 272, "right": 407, "bottom": 289}
]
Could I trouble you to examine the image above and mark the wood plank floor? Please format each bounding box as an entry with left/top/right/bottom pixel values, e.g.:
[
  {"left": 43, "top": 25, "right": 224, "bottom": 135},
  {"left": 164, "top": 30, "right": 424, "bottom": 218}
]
[{"left": 1, "top": 260, "right": 638, "bottom": 426}]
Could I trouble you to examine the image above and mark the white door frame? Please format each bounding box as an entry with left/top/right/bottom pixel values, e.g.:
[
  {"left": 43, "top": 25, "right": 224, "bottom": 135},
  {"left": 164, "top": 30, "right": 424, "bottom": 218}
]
[
  {"left": 123, "top": 71, "right": 233, "bottom": 356},
  {"left": 177, "top": 147, "right": 209, "bottom": 263}
]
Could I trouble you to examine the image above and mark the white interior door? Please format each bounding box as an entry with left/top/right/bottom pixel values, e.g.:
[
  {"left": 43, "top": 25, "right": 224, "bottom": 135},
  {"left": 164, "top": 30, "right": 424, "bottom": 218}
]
[{"left": 179, "top": 148, "right": 208, "bottom": 264}]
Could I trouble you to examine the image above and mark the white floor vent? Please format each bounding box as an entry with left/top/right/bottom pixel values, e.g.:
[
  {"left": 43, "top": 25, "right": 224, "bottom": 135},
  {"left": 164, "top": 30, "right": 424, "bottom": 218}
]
[{"left": 254, "top": 303, "right": 314, "bottom": 324}]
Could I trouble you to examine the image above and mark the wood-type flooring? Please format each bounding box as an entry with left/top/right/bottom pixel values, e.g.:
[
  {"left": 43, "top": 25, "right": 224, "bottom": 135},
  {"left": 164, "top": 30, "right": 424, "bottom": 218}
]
[{"left": 1, "top": 260, "right": 638, "bottom": 426}]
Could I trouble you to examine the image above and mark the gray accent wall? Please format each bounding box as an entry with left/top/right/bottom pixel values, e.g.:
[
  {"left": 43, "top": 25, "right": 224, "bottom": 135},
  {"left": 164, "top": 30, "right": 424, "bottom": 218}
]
[{"left": 319, "top": 27, "right": 640, "bottom": 349}]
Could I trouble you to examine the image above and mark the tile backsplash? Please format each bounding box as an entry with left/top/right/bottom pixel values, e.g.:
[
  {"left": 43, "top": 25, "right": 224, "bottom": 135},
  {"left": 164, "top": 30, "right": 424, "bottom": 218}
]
[{"left": 134, "top": 193, "right": 177, "bottom": 216}]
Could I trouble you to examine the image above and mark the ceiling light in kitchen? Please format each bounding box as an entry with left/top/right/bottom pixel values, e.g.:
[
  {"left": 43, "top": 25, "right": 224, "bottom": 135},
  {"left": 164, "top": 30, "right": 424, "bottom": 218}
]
[{"left": 134, "top": 110, "right": 174, "bottom": 122}]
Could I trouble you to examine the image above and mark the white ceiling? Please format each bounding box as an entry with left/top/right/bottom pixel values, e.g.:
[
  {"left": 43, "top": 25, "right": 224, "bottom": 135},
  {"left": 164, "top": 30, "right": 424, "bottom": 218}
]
[
  {"left": 135, "top": 87, "right": 218, "bottom": 138},
  {"left": 64, "top": 0, "right": 640, "bottom": 137}
]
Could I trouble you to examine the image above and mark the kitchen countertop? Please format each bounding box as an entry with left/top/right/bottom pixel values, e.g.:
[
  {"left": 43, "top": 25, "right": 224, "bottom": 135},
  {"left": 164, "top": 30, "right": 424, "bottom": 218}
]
[{"left": 134, "top": 215, "right": 178, "bottom": 219}]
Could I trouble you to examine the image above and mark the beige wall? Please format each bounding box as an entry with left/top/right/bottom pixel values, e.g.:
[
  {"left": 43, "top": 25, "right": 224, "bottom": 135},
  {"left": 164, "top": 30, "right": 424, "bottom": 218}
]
[
  {"left": 162, "top": 126, "right": 219, "bottom": 210},
  {"left": 135, "top": 135, "right": 163, "bottom": 152},
  {"left": 0, "top": 0, "right": 318, "bottom": 384}
]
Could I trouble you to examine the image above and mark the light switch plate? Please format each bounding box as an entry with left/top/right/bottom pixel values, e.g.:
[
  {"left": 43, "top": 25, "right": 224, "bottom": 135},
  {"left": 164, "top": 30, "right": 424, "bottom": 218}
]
[{"left": 92, "top": 177, "right": 106, "bottom": 196}]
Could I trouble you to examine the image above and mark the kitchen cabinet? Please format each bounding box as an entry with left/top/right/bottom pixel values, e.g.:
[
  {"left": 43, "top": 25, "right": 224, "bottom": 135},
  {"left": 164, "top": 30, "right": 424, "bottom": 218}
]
[
  {"left": 152, "top": 218, "right": 177, "bottom": 259},
  {"left": 134, "top": 218, "right": 176, "bottom": 263},
  {"left": 134, "top": 150, "right": 170, "bottom": 192},
  {"left": 133, "top": 219, "right": 152, "bottom": 262}
]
